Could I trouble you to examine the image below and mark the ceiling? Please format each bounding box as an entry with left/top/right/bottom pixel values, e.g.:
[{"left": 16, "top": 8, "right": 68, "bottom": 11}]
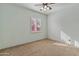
[{"left": 15, "top": 3, "right": 79, "bottom": 15}]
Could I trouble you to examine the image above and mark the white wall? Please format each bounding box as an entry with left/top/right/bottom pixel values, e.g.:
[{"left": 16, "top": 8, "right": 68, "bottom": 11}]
[
  {"left": 48, "top": 4, "right": 79, "bottom": 45},
  {"left": 0, "top": 4, "right": 47, "bottom": 49}
]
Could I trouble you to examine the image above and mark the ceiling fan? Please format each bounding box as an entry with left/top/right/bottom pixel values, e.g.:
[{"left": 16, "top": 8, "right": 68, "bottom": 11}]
[{"left": 35, "top": 3, "right": 55, "bottom": 12}]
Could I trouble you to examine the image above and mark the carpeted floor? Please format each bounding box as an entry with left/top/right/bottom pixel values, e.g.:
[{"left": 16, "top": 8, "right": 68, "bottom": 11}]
[{"left": 0, "top": 39, "right": 79, "bottom": 56}]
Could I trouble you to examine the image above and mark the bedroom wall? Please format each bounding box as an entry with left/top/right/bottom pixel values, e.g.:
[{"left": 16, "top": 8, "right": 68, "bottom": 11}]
[
  {"left": 48, "top": 4, "right": 79, "bottom": 45},
  {"left": 0, "top": 4, "right": 47, "bottom": 49}
]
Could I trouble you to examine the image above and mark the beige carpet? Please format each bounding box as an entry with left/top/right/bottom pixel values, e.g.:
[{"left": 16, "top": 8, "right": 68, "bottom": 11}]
[{"left": 0, "top": 39, "right": 79, "bottom": 56}]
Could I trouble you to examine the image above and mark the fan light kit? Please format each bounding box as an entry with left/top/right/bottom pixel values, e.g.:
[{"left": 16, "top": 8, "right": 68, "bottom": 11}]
[
  {"left": 35, "top": 3, "right": 55, "bottom": 12},
  {"left": 40, "top": 3, "right": 51, "bottom": 11}
]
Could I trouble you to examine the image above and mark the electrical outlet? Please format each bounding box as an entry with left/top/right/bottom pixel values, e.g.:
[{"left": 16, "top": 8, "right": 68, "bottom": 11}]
[{"left": 69, "top": 40, "right": 71, "bottom": 41}]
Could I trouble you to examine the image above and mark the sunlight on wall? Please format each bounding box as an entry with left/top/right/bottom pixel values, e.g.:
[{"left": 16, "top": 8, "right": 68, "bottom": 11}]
[
  {"left": 60, "top": 31, "right": 79, "bottom": 48},
  {"left": 74, "top": 40, "right": 79, "bottom": 48},
  {"left": 60, "top": 31, "right": 71, "bottom": 44}
]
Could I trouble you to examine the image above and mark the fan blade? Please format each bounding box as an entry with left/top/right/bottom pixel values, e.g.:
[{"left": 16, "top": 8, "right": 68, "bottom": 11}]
[
  {"left": 47, "top": 3, "right": 55, "bottom": 7},
  {"left": 49, "top": 7, "right": 52, "bottom": 10},
  {"left": 47, "top": 3, "right": 55, "bottom": 5},
  {"left": 49, "top": 3, "right": 55, "bottom": 4},
  {"left": 35, "top": 3, "right": 42, "bottom": 6}
]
